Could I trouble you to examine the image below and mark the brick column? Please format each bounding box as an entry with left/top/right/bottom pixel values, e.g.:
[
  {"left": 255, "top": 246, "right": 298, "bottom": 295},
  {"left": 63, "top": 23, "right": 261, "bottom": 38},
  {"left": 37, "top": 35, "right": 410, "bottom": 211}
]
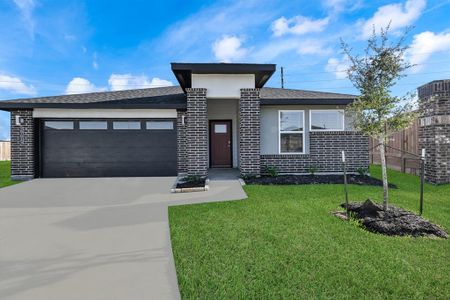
[
  {"left": 10, "top": 110, "right": 35, "bottom": 180},
  {"left": 418, "top": 80, "right": 450, "bottom": 184},
  {"left": 239, "top": 88, "right": 260, "bottom": 176},
  {"left": 185, "top": 88, "right": 208, "bottom": 177}
]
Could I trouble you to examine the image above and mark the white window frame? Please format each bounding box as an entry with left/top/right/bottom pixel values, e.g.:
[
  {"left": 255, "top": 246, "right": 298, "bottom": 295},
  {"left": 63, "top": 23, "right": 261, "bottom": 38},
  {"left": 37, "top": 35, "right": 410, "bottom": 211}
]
[
  {"left": 278, "top": 110, "right": 305, "bottom": 154},
  {"left": 309, "top": 109, "right": 345, "bottom": 132}
]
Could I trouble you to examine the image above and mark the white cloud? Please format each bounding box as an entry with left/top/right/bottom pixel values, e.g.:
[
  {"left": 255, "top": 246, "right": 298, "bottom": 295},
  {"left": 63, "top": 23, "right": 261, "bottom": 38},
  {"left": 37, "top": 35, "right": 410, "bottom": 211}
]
[
  {"left": 407, "top": 31, "right": 450, "bottom": 72},
  {"left": 108, "top": 74, "right": 173, "bottom": 91},
  {"left": 361, "top": 0, "right": 426, "bottom": 38},
  {"left": 297, "top": 40, "right": 332, "bottom": 55},
  {"left": 252, "top": 38, "right": 331, "bottom": 62},
  {"left": 92, "top": 52, "right": 98, "bottom": 70},
  {"left": 271, "top": 16, "right": 329, "bottom": 37},
  {"left": 65, "top": 77, "right": 105, "bottom": 94},
  {"left": 0, "top": 74, "right": 36, "bottom": 95},
  {"left": 159, "top": 0, "right": 279, "bottom": 57},
  {"left": 325, "top": 57, "right": 350, "bottom": 79},
  {"left": 13, "top": 0, "right": 36, "bottom": 37},
  {"left": 212, "top": 35, "right": 247, "bottom": 62},
  {"left": 322, "top": 0, "right": 362, "bottom": 14}
]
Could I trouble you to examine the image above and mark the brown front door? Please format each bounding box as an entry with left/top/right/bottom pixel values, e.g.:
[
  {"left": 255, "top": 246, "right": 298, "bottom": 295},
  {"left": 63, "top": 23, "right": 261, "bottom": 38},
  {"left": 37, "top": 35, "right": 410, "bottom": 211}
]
[{"left": 210, "top": 120, "right": 232, "bottom": 168}]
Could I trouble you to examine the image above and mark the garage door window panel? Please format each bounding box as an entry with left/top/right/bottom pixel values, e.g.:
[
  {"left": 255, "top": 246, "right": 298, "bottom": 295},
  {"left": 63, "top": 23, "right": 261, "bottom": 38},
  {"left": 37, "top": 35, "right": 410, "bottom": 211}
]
[
  {"left": 146, "top": 121, "right": 174, "bottom": 130},
  {"left": 113, "top": 121, "right": 141, "bottom": 130},
  {"left": 79, "top": 121, "right": 108, "bottom": 130},
  {"left": 44, "top": 121, "right": 74, "bottom": 130}
]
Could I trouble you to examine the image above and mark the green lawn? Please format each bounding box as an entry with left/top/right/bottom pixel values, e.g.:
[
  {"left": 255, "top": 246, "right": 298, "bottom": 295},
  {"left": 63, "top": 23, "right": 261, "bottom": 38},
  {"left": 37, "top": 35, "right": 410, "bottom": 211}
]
[
  {"left": 0, "top": 161, "right": 22, "bottom": 188},
  {"left": 169, "top": 166, "right": 450, "bottom": 299}
]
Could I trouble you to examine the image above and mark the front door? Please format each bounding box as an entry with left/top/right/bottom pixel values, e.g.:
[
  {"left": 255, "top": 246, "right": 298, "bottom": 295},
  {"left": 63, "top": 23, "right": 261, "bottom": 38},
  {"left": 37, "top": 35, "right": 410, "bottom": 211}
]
[{"left": 210, "top": 120, "right": 232, "bottom": 168}]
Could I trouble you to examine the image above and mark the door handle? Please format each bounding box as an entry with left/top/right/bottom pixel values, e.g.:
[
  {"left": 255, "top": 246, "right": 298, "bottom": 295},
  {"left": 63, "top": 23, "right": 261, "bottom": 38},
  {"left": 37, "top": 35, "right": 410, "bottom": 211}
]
[{"left": 228, "top": 140, "right": 231, "bottom": 147}]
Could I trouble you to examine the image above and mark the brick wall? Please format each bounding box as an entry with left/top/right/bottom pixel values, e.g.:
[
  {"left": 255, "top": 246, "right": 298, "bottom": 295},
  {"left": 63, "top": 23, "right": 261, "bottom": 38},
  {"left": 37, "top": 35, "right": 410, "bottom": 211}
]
[
  {"left": 10, "top": 110, "right": 35, "bottom": 180},
  {"left": 418, "top": 80, "right": 450, "bottom": 184},
  {"left": 239, "top": 89, "right": 261, "bottom": 176},
  {"left": 185, "top": 88, "right": 208, "bottom": 176},
  {"left": 261, "top": 131, "right": 369, "bottom": 174},
  {"left": 177, "top": 110, "right": 187, "bottom": 174}
]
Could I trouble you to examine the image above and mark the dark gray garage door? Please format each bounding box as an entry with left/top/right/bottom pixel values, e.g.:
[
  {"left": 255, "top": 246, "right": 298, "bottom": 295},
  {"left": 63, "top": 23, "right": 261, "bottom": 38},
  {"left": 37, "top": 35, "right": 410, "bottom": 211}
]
[{"left": 41, "top": 119, "right": 177, "bottom": 177}]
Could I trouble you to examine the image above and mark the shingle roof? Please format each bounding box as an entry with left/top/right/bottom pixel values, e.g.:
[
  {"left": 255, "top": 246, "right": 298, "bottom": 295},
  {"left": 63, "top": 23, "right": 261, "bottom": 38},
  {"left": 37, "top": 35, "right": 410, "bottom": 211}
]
[
  {"left": 260, "top": 87, "right": 355, "bottom": 99},
  {"left": 0, "top": 86, "right": 356, "bottom": 110}
]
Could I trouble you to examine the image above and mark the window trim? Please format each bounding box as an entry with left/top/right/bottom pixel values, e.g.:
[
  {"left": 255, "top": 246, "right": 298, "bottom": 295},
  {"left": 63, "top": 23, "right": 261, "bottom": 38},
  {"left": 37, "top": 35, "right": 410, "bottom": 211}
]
[
  {"left": 309, "top": 109, "right": 345, "bottom": 132},
  {"left": 278, "top": 110, "right": 305, "bottom": 154}
]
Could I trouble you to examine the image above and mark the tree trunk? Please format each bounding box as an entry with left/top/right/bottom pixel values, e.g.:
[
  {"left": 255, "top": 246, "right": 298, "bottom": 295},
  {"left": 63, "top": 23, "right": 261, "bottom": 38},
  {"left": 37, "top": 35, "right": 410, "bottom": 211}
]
[{"left": 379, "top": 139, "right": 389, "bottom": 210}]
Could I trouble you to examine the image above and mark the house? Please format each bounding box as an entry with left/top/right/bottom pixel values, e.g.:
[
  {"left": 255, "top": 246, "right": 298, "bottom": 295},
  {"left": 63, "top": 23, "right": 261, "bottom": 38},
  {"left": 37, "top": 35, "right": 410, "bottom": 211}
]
[{"left": 0, "top": 63, "right": 369, "bottom": 180}]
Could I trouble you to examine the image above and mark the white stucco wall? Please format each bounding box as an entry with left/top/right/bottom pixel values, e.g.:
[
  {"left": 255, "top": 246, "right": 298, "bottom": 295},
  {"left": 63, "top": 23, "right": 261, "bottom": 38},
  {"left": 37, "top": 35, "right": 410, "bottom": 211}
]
[
  {"left": 192, "top": 74, "right": 255, "bottom": 99},
  {"left": 207, "top": 99, "right": 239, "bottom": 167},
  {"left": 33, "top": 109, "right": 177, "bottom": 119},
  {"left": 260, "top": 105, "right": 355, "bottom": 155}
]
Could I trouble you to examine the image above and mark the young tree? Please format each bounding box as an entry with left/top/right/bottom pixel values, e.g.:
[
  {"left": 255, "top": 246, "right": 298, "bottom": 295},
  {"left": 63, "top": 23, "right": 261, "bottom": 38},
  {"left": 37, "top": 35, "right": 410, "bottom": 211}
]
[{"left": 342, "top": 25, "right": 417, "bottom": 210}]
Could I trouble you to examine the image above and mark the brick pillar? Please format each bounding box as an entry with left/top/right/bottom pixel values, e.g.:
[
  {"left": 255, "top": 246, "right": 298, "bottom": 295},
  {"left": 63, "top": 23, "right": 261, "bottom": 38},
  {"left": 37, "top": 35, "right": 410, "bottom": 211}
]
[
  {"left": 418, "top": 80, "right": 450, "bottom": 184},
  {"left": 10, "top": 110, "right": 35, "bottom": 180},
  {"left": 177, "top": 110, "right": 187, "bottom": 174},
  {"left": 239, "top": 88, "right": 260, "bottom": 176},
  {"left": 185, "top": 88, "right": 208, "bottom": 177}
]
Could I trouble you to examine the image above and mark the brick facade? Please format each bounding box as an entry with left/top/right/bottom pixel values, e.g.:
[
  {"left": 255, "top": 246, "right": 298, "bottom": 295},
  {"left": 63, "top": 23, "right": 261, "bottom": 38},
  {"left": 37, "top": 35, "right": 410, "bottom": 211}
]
[
  {"left": 177, "top": 110, "right": 187, "bottom": 174},
  {"left": 10, "top": 110, "right": 35, "bottom": 180},
  {"left": 239, "top": 89, "right": 261, "bottom": 176},
  {"left": 261, "top": 131, "right": 369, "bottom": 174},
  {"left": 418, "top": 80, "right": 450, "bottom": 184},
  {"left": 185, "top": 88, "right": 208, "bottom": 176}
]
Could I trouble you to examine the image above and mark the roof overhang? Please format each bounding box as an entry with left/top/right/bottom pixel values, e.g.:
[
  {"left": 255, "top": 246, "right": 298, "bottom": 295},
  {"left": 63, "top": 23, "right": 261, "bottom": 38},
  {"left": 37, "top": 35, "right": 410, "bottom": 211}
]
[{"left": 171, "top": 63, "right": 276, "bottom": 92}]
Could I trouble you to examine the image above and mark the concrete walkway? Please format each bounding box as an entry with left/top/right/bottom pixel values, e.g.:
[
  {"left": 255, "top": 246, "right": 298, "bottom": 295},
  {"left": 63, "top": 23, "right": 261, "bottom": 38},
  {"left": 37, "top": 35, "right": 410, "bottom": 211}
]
[{"left": 0, "top": 175, "right": 246, "bottom": 300}]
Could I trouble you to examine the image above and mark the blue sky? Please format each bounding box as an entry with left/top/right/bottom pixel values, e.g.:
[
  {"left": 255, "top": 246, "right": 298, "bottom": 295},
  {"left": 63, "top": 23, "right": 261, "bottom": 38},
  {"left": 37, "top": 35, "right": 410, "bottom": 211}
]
[{"left": 1, "top": 0, "right": 450, "bottom": 139}]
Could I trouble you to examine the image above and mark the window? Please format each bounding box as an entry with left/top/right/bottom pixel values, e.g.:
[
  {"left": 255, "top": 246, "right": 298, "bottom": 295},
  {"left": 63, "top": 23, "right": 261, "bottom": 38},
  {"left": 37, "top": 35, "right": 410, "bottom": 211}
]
[
  {"left": 45, "top": 121, "right": 74, "bottom": 130},
  {"left": 146, "top": 121, "right": 174, "bottom": 130},
  {"left": 214, "top": 124, "right": 227, "bottom": 133},
  {"left": 310, "top": 110, "right": 344, "bottom": 131},
  {"left": 279, "top": 110, "right": 304, "bottom": 154},
  {"left": 113, "top": 121, "right": 141, "bottom": 130},
  {"left": 79, "top": 121, "right": 108, "bottom": 130}
]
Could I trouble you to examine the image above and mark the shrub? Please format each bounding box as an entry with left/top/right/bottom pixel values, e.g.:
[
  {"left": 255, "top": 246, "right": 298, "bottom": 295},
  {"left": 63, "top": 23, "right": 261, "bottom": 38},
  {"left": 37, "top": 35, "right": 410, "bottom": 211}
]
[
  {"left": 241, "top": 173, "right": 257, "bottom": 180},
  {"left": 307, "top": 166, "right": 318, "bottom": 176},
  {"left": 182, "top": 175, "right": 203, "bottom": 183},
  {"left": 356, "top": 167, "right": 369, "bottom": 177},
  {"left": 263, "top": 165, "right": 279, "bottom": 177}
]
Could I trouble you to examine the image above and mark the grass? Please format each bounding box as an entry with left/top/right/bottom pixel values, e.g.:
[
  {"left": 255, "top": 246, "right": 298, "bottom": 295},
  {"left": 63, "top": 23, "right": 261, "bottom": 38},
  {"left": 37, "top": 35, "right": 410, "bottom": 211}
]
[
  {"left": 0, "top": 161, "right": 22, "bottom": 188},
  {"left": 169, "top": 166, "right": 450, "bottom": 299}
]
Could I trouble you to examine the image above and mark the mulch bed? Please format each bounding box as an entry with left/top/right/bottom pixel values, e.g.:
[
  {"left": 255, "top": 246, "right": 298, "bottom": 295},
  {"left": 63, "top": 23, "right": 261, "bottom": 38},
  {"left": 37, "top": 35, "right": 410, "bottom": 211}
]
[
  {"left": 338, "top": 199, "right": 448, "bottom": 238},
  {"left": 244, "top": 174, "right": 397, "bottom": 188},
  {"left": 176, "top": 177, "right": 206, "bottom": 189}
]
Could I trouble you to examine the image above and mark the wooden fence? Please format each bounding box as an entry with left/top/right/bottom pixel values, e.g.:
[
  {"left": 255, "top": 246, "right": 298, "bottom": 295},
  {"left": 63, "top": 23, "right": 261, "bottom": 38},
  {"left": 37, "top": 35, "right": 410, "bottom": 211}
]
[
  {"left": 0, "top": 141, "right": 11, "bottom": 161},
  {"left": 369, "top": 119, "right": 420, "bottom": 175}
]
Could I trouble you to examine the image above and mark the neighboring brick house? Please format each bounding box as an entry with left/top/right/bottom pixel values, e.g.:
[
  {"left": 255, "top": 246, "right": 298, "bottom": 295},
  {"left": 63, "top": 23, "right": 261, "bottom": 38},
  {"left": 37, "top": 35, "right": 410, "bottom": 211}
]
[
  {"left": 418, "top": 80, "right": 450, "bottom": 184},
  {"left": 0, "top": 63, "right": 369, "bottom": 180}
]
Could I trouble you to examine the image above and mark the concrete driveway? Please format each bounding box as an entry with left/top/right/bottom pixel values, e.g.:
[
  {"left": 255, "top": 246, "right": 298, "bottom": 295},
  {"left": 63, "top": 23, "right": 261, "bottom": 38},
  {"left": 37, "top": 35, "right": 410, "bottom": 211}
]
[{"left": 0, "top": 177, "right": 246, "bottom": 300}]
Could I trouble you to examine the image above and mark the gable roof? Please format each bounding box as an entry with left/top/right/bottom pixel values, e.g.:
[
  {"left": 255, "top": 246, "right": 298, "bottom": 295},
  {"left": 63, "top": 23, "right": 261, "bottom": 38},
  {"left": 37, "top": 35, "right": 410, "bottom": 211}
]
[{"left": 0, "top": 86, "right": 356, "bottom": 110}]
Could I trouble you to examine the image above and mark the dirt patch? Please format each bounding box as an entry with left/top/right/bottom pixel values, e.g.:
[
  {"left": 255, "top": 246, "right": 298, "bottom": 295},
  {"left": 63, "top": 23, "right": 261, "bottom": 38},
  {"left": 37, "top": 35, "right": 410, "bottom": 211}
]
[
  {"left": 245, "top": 174, "right": 397, "bottom": 188},
  {"left": 339, "top": 199, "right": 448, "bottom": 238}
]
